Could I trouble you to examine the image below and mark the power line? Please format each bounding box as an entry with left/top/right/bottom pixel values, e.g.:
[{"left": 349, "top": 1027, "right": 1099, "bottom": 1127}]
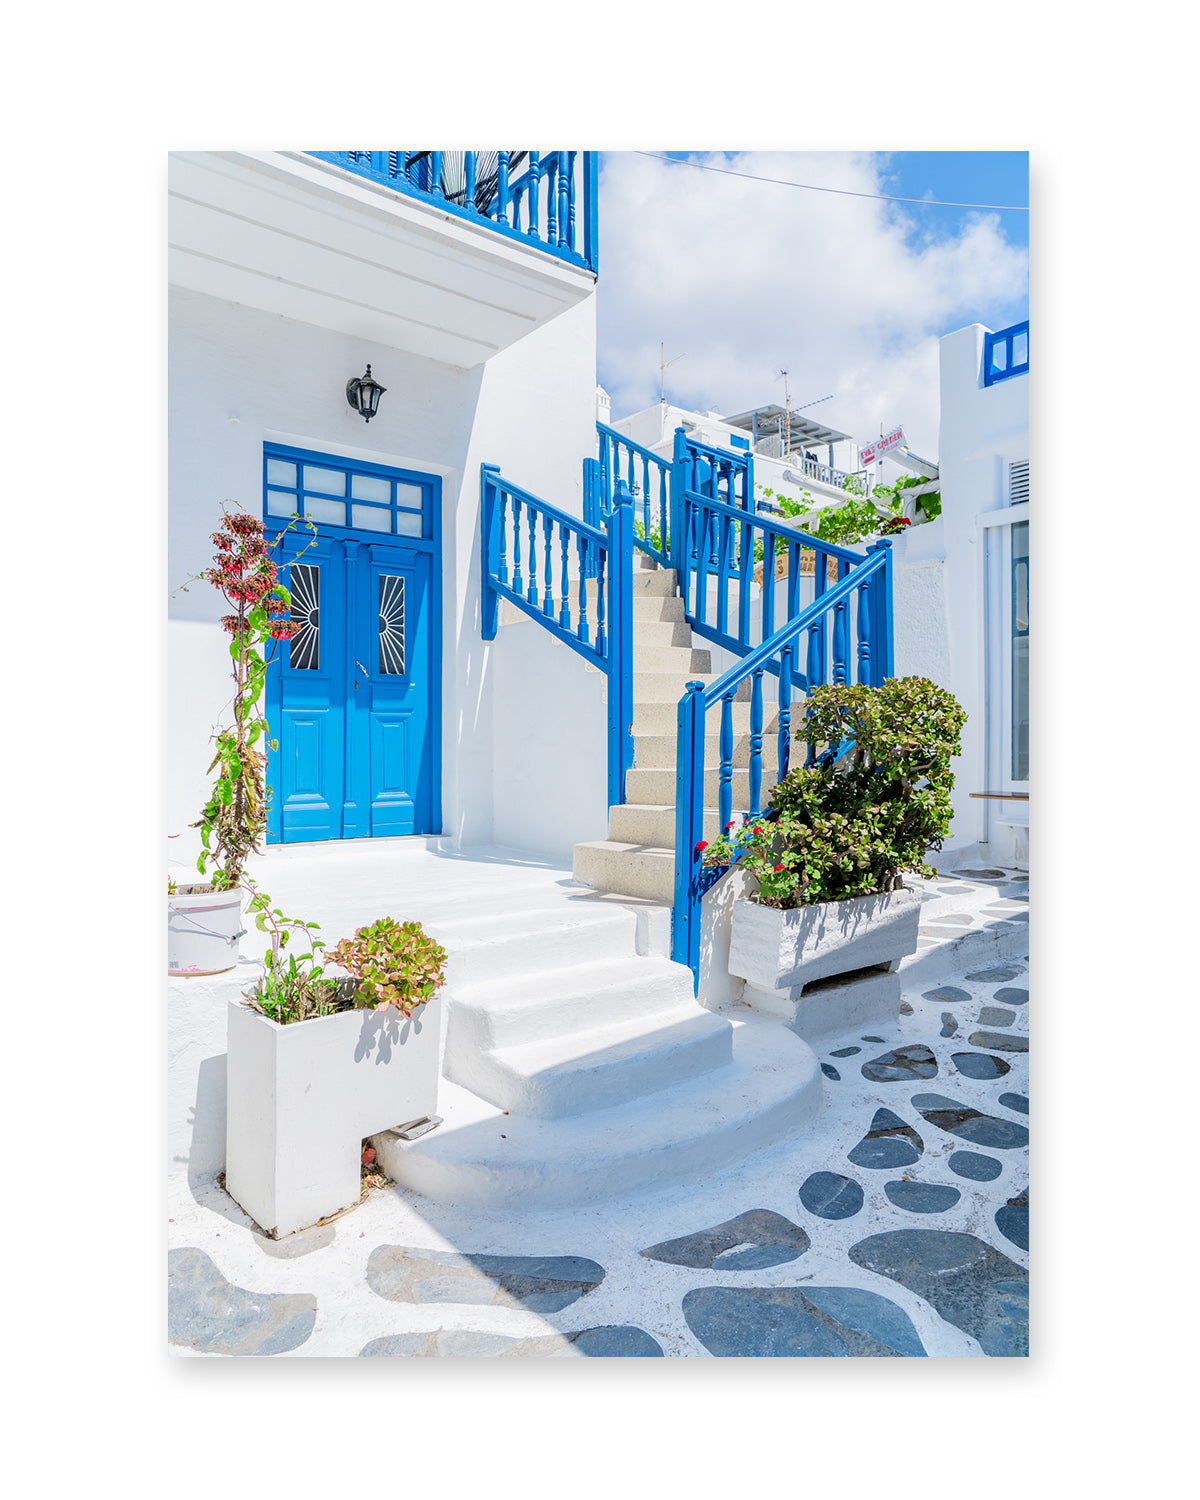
[{"left": 634, "top": 152, "right": 1029, "bottom": 212}]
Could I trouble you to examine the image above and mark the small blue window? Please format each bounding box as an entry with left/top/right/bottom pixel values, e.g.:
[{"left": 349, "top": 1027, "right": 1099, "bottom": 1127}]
[{"left": 263, "top": 443, "right": 432, "bottom": 540}]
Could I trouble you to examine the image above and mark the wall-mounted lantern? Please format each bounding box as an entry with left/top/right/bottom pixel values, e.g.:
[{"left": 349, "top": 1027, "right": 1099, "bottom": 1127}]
[{"left": 346, "top": 364, "right": 386, "bottom": 423}]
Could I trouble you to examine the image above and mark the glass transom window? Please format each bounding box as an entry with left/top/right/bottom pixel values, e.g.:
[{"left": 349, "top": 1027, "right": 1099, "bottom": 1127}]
[{"left": 263, "top": 446, "right": 431, "bottom": 539}]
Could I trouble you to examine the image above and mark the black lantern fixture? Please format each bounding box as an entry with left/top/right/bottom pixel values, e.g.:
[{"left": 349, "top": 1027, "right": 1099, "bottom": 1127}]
[{"left": 346, "top": 364, "right": 386, "bottom": 422}]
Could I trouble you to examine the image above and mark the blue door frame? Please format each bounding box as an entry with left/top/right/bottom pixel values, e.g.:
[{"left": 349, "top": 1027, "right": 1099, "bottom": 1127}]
[{"left": 262, "top": 443, "right": 442, "bottom": 843}]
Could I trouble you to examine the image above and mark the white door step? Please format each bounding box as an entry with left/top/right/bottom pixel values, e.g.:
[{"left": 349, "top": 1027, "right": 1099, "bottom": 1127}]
[
  {"left": 439, "top": 903, "right": 640, "bottom": 987},
  {"left": 449, "top": 1004, "right": 734, "bottom": 1118},
  {"left": 375, "top": 1017, "right": 824, "bottom": 1210},
  {"left": 573, "top": 840, "right": 676, "bottom": 902},
  {"left": 446, "top": 954, "right": 696, "bottom": 1050}
]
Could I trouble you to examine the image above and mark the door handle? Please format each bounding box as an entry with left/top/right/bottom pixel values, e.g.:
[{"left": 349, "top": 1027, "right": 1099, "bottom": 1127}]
[{"left": 354, "top": 659, "right": 369, "bottom": 691}]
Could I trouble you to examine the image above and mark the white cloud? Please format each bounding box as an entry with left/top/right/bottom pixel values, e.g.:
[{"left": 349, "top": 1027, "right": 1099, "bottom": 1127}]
[{"left": 596, "top": 151, "right": 1028, "bottom": 460}]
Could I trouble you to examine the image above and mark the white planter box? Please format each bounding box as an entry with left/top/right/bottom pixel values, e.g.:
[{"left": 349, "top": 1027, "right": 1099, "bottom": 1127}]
[
  {"left": 225, "top": 994, "right": 442, "bottom": 1239},
  {"left": 728, "top": 886, "right": 921, "bottom": 993}
]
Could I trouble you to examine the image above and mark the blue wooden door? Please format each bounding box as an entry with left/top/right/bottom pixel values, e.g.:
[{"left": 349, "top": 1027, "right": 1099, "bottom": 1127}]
[{"left": 263, "top": 445, "right": 441, "bottom": 843}]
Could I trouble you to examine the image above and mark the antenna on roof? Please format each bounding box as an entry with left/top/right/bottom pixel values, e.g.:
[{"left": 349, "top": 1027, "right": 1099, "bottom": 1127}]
[
  {"left": 778, "top": 368, "right": 791, "bottom": 453},
  {"left": 660, "top": 343, "right": 686, "bottom": 404}
]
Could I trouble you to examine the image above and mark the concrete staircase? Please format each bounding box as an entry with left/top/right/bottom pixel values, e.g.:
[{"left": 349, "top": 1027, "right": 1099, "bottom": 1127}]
[
  {"left": 572, "top": 553, "right": 781, "bottom": 904},
  {"left": 374, "top": 881, "right": 822, "bottom": 1208}
]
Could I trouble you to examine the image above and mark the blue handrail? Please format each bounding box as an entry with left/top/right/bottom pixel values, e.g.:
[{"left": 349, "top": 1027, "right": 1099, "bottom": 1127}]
[
  {"left": 670, "top": 541, "right": 894, "bottom": 983},
  {"left": 481, "top": 465, "right": 634, "bottom": 808},
  {"left": 307, "top": 151, "right": 599, "bottom": 275},
  {"left": 983, "top": 321, "right": 1029, "bottom": 386},
  {"left": 593, "top": 421, "right": 673, "bottom": 568}
]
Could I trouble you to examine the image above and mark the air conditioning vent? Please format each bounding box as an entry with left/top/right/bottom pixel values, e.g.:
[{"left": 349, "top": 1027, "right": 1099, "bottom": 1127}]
[{"left": 1010, "top": 461, "right": 1029, "bottom": 505}]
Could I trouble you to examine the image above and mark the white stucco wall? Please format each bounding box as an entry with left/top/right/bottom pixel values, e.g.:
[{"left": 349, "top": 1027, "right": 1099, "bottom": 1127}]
[{"left": 168, "top": 279, "right": 602, "bottom": 867}]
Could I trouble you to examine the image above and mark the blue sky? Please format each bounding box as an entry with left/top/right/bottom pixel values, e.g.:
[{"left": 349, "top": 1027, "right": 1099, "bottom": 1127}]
[{"left": 596, "top": 150, "right": 1030, "bottom": 459}]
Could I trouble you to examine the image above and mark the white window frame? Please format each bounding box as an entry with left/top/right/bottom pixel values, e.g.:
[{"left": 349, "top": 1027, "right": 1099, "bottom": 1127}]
[{"left": 978, "top": 501, "right": 1030, "bottom": 842}]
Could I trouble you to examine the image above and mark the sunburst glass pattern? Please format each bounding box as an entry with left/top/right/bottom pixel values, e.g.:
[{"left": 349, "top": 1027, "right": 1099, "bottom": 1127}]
[
  {"left": 378, "top": 574, "right": 406, "bottom": 676},
  {"left": 288, "top": 563, "right": 320, "bottom": 671}
]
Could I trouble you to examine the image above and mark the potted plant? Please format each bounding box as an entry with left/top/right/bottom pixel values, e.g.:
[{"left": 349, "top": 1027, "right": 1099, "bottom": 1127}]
[
  {"left": 720, "top": 677, "right": 966, "bottom": 1028},
  {"left": 225, "top": 915, "right": 448, "bottom": 1239},
  {"left": 168, "top": 507, "right": 305, "bottom": 976}
]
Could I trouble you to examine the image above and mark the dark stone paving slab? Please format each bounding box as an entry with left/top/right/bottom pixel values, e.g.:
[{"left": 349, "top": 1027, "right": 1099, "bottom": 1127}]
[
  {"left": 949, "top": 1151, "right": 1003, "bottom": 1182},
  {"left": 641, "top": 1209, "right": 811, "bottom": 1271},
  {"left": 848, "top": 1230, "right": 1028, "bottom": 1356},
  {"left": 966, "top": 965, "right": 1022, "bottom": 982},
  {"left": 168, "top": 1247, "right": 316, "bottom": 1356},
  {"left": 940, "top": 1013, "right": 959, "bottom": 1037},
  {"left": 952, "top": 1051, "right": 1011, "bottom": 1080},
  {"left": 932, "top": 913, "right": 975, "bottom": 925},
  {"left": 830, "top": 1046, "right": 861, "bottom": 1058},
  {"left": 360, "top": 1326, "right": 664, "bottom": 1357},
  {"left": 861, "top": 1035, "right": 884, "bottom": 1042},
  {"left": 994, "top": 987, "right": 1029, "bottom": 1007},
  {"left": 799, "top": 1171, "right": 864, "bottom": 1221},
  {"left": 911, "top": 1094, "right": 1029, "bottom": 1150},
  {"left": 899, "top": 1001, "right": 914, "bottom": 1015},
  {"left": 978, "top": 1006, "right": 1016, "bottom": 1027},
  {"left": 925, "top": 986, "right": 971, "bottom": 1005},
  {"left": 884, "top": 1180, "right": 962, "bottom": 1213},
  {"left": 821, "top": 1063, "right": 840, "bottom": 1081},
  {"left": 968, "top": 1030, "right": 1029, "bottom": 1053},
  {"left": 995, "top": 1188, "right": 1029, "bottom": 1251},
  {"left": 366, "top": 1247, "right": 604, "bottom": 1313},
  {"left": 953, "top": 869, "right": 1011, "bottom": 881},
  {"left": 682, "top": 1284, "right": 927, "bottom": 1357},
  {"left": 848, "top": 1107, "right": 924, "bottom": 1169},
  {"left": 999, "top": 1093, "right": 1029, "bottom": 1115},
  {"left": 861, "top": 1043, "right": 938, "bottom": 1082}
]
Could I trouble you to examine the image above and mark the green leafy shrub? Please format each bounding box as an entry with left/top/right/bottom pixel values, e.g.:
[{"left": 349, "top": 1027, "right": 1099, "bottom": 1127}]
[
  {"left": 702, "top": 677, "right": 966, "bottom": 908},
  {"left": 873, "top": 474, "right": 941, "bottom": 523},
  {"left": 332, "top": 918, "right": 448, "bottom": 1018}
]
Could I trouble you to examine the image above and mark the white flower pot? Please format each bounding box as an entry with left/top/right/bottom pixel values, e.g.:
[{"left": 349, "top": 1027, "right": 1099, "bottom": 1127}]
[
  {"left": 225, "top": 993, "right": 443, "bottom": 1239},
  {"left": 168, "top": 886, "right": 248, "bottom": 976},
  {"left": 729, "top": 886, "right": 921, "bottom": 993}
]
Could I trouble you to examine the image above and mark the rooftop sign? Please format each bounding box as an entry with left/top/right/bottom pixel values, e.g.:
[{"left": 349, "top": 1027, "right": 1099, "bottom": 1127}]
[{"left": 860, "top": 426, "right": 905, "bottom": 465}]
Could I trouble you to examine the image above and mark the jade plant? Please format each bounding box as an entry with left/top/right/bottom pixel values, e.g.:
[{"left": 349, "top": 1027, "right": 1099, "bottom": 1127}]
[{"left": 701, "top": 677, "right": 966, "bottom": 908}]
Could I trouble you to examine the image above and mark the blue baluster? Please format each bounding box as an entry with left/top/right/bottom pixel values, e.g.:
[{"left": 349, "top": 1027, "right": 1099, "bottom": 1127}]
[
  {"left": 543, "top": 512, "right": 554, "bottom": 618},
  {"left": 576, "top": 534, "right": 590, "bottom": 645},
  {"left": 749, "top": 669, "right": 764, "bottom": 817},
  {"left": 547, "top": 154, "right": 558, "bottom": 244},
  {"left": 779, "top": 645, "right": 794, "bottom": 779},
  {"left": 480, "top": 463, "right": 500, "bottom": 641},
  {"left": 673, "top": 681, "right": 707, "bottom": 982},
  {"left": 512, "top": 493, "right": 523, "bottom": 595},
  {"left": 718, "top": 692, "right": 734, "bottom": 837},
  {"left": 527, "top": 150, "right": 540, "bottom": 239},
  {"left": 526, "top": 502, "right": 538, "bottom": 606},
  {"left": 497, "top": 490, "right": 509, "bottom": 586},
  {"left": 608, "top": 481, "right": 635, "bottom": 805},
  {"left": 566, "top": 151, "right": 576, "bottom": 250},
  {"left": 430, "top": 152, "right": 443, "bottom": 198},
  {"left": 559, "top": 521, "right": 571, "bottom": 630},
  {"left": 464, "top": 152, "right": 477, "bottom": 213},
  {"left": 832, "top": 561, "right": 849, "bottom": 685},
  {"left": 658, "top": 464, "right": 669, "bottom": 563},
  {"left": 595, "top": 540, "right": 608, "bottom": 658},
  {"left": 856, "top": 556, "right": 872, "bottom": 684},
  {"left": 496, "top": 151, "right": 510, "bottom": 225}
]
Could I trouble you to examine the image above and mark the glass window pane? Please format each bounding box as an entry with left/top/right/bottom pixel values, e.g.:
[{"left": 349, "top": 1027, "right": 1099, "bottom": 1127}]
[
  {"left": 303, "top": 466, "right": 346, "bottom": 496},
  {"left": 1011, "top": 521, "right": 1029, "bottom": 781},
  {"left": 266, "top": 490, "right": 297, "bottom": 517},
  {"left": 352, "top": 504, "right": 391, "bottom": 532},
  {"left": 378, "top": 574, "right": 405, "bottom": 676},
  {"left": 288, "top": 563, "right": 320, "bottom": 672},
  {"left": 395, "top": 482, "right": 426, "bottom": 511},
  {"left": 305, "top": 497, "right": 346, "bottom": 525},
  {"left": 351, "top": 473, "right": 391, "bottom": 503},
  {"left": 266, "top": 459, "right": 297, "bottom": 488},
  {"left": 394, "top": 510, "right": 423, "bottom": 538}
]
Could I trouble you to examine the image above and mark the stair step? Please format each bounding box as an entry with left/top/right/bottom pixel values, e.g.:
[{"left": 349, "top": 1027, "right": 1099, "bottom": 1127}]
[
  {"left": 631, "top": 619, "right": 695, "bottom": 648},
  {"left": 625, "top": 764, "right": 781, "bottom": 807},
  {"left": 440, "top": 902, "right": 639, "bottom": 986},
  {"left": 632, "top": 698, "right": 792, "bottom": 736},
  {"left": 573, "top": 840, "right": 677, "bottom": 902},
  {"left": 375, "top": 1018, "right": 824, "bottom": 1209},
  {"left": 446, "top": 954, "right": 695, "bottom": 1050},
  {"left": 633, "top": 672, "right": 753, "bottom": 703},
  {"left": 634, "top": 730, "right": 783, "bottom": 769},
  {"left": 608, "top": 803, "right": 771, "bottom": 847},
  {"left": 451, "top": 1004, "right": 734, "bottom": 1118},
  {"left": 632, "top": 644, "right": 713, "bottom": 674},
  {"left": 633, "top": 594, "right": 684, "bottom": 622}
]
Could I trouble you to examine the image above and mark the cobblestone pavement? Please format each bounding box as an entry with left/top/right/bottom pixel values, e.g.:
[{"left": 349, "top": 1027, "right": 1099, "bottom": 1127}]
[{"left": 168, "top": 864, "right": 1028, "bottom": 1358}]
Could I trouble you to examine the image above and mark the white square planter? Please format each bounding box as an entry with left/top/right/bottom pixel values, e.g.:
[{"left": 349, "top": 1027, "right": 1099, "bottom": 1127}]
[
  {"left": 225, "top": 994, "right": 442, "bottom": 1239},
  {"left": 728, "top": 886, "right": 921, "bottom": 993}
]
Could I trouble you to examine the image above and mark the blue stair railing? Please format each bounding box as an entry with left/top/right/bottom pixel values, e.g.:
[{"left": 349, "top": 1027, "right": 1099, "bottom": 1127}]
[
  {"left": 592, "top": 421, "right": 673, "bottom": 568},
  {"left": 307, "top": 151, "right": 599, "bottom": 275},
  {"left": 481, "top": 464, "right": 634, "bottom": 808},
  {"left": 670, "top": 536, "right": 894, "bottom": 984}
]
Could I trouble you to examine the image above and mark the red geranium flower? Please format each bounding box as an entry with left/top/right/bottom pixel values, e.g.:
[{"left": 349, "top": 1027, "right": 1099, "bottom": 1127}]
[{"left": 694, "top": 840, "right": 709, "bottom": 854}]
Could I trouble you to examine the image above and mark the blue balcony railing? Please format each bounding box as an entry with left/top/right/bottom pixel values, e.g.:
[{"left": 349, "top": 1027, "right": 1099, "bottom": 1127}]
[
  {"left": 983, "top": 321, "right": 1029, "bottom": 386},
  {"left": 307, "top": 151, "right": 598, "bottom": 275}
]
